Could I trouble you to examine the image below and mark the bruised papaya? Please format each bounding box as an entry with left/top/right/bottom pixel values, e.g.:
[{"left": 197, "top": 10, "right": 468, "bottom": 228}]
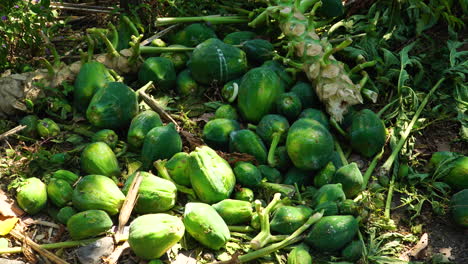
[
  {"left": 212, "top": 199, "right": 253, "bottom": 225},
  {"left": 72, "top": 175, "right": 125, "bottom": 215},
  {"left": 81, "top": 142, "right": 120, "bottom": 177},
  {"left": 129, "top": 214, "right": 185, "bottom": 259},
  {"left": 127, "top": 110, "right": 163, "bottom": 150},
  {"left": 16, "top": 177, "right": 47, "bottom": 215},
  {"left": 141, "top": 123, "right": 182, "bottom": 170},
  {"left": 122, "top": 172, "right": 177, "bottom": 213},
  {"left": 183, "top": 202, "right": 230, "bottom": 250},
  {"left": 189, "top": 146, "right": 236, "bottom": 203}
]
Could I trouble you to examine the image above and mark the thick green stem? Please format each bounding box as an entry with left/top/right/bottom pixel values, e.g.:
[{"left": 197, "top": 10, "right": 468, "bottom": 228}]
[
  {"left": 250, "top": 193, "right": 282, "bottom": 250},
  {"left": 85, "top": 34, "right": 95, "bottom": 62},
  {"left": 156, "top": 15, "right": 248, "bottom": 26},
  {"left": 107, "top": 22, "right": 118, "bottom": 49},
  {"left": 238, "top": 211, "right": 323, "bottom": 263},
  {"left": 247, "top": 124, "right": 257, "bottom": 130},
  {"left": 87, "top": 28, "right": 119, "bottom": 57},
  {"left": 298, "top": 0, "right": 321, "bottom": 13},
  {"left": 41, "top": 58, "right": 55, "bottom": 76},
  {"left": 380, "top": 78, "right": 445, "bottom": 174},
  {"left": 114, "top": 141, "right": 128, "bottom": 158},
  {"left": 334, "top": 139, "right": 348, "bottom": 165},
  {"left": 154, "top": 160, "right": 197, "bottom": 198},
  {"left": 267, "top": 133, "right": 282, "bottom": 167},
  {"left": 215, "top": 4, "right": 251, "bottom": 15},
  {"left": 377, "top": 98, "right": 399, "bottom": 118},
  {"left": 322, "top": 38, "right": 352, "bottom": 65},
  {"left": 228, "top": 226, "right": 256, "bottom": 233},
  {"left": 330, "top": 119, "right": 347, "bottom": 137},
  {"left": 350, "top": 61, "right": 376, "bottom": 75},
  {"left": 0, "top": 238, "right": 101, "bottom": 254},
  {"left": 122, "top": 15, "right": 139, "bottom": 37},
  {"left": 362, "top": 148, "right": 384, "bottom": 189}
]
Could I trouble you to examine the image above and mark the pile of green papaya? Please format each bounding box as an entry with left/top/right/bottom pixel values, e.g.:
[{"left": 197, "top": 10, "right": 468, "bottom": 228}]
[{"left": 13, "top": 21, "right": 468, "bottom": 263}]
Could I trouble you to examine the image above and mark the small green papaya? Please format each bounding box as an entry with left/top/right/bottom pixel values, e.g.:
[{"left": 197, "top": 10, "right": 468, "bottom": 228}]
[
  {"left": 127, "top": 110, "right": 163, "bottom": 150},
  {"left": 339, "top": 199, "right": 359, "bottom": 216},
  {"left": 212, "top": 199, "right": 253, "bottom": 225},
  {"left": 222, "top": 78, "right": 242, "bottom": 103},
  {"left": 314, "top": 161, "right": 336, "bottom": 188},
  {"left": 169, "top": 23, "right": 217, "bottom": 47},
  {"left": 129, "top": 214, "right": 185, "bottom": 259},
  {"left": 443, "top": 156, "right": 468, "bottom": 190},
  {"left": 230, "top": 129, "right": 268, "bottom": 164},
  {"left": 203, "top": 119, "right": 240, "bottom": 151},
  {"left": 233, "top": 162, "right": 262, "bottom": 188},
  {"left": 72, "top": 175, "right": 125, "bottom": 215},
  {"left": 47, "top": 179, "right": 73, "bottom": 208},
  {"left": 81, "top": 142, "right": 120, "bottom": 177},
  {"left": 276, "top": 92, "right": 303, "bottom": 121},
  {"left": 288, "top": 244, "right": 312, "bottom": 264},
  {"left": 138, "top": 57, "right": 176, "bottom": 90},
  {"left": 161, "top": 45, "right": 190, "bottom": 71},
  {"left": 312, "top": 183, "right": 346, "bottom": 208},
  {"left": 305, "top": 215, "right": 359, "bottom": 252},
  {"left": 176, "top": 69, "right": 199, "bottom": 96},
  {"left": 52, "top": 170, "right": 79, "bottom": 185},
  {"left": 315, "top": 201, "right": 339, "bottom": 216},
  {"left": 299, "top": 108, "right": 330, "bottom": 130},
  {"left": 37, "top": 118, "right": 61, "bottom": 137},
  {"left": 427, "top": 151, "right": 457, "bottom": 170},
  {"left": 189, "top": 146, "right": 236, "bottom": 204},
  {"left": 223, "top": 31, "right": 256, "bottom": 45},
  {"left": 242, "top": 39, "right": 274, "bottom": 64},
  {"left": 270, "top": 205, "right": 313, "bottom": 235},
  {"left": 19, "top": 115, "right": 38, "bottom": 138},
  {"left": 67, "top": 210, "right": 113, "bottom": 240},
  {"left": 141, "top": 123, "right": 182, "bottom": 170},
  {"left": 122, "top": 172, "right": 177, "bottom": 213},
  {"left": 165, "top": 152, "right": 191, "bottom": 187},
  {"left": 56, "top": 206, "right": 76, "bottom": 225},
  {"left": 91, "top": 129, "right": 118, "bottom": 149},
  {"left": 261, "top": 60, "right": 294, "bottom": 91},
  {"left": 86, "top": 82, "right": 138, "bottom": 129},
  {"left": 332, "top": 163, "right": 364, "bottom": 198},
  {"left": 286, "top": 119, "right": 334, "bottom": 170},
  {"left": 450, "top": 189, "right": 468, "bottom": 228},
  {"left": 283, "top": 167, "right": 313, "bottom": 186},
  {"left": 16, "top": 177, "right": 47, "bottom": 215},
  {"left": 234, "top": 188, "right": 255, "bottom": 202},
  {"left": 348, "top": 109, "right": 386, "bottom": 158},
  {"left": 290, "top": 81, "right": 320, "bottom": 108},
  {"left": 258, "top": 165, "right": 282, "bottom": 183},
  {"left": 183, "top": 202, "right": 230, "bottom": 250},
  {"left": 341, "top": 240, "right": 363, "bottom": 262},
  {"left": 215, "top": 104, "right": 238, "bottom": 120}
]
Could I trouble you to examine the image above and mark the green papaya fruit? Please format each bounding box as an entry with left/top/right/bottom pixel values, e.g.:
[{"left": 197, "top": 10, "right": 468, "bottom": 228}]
[
  {"left": 122, "top": 172, "right": 177, "bottom": 213},
  {"left": 256, "top": 114, "right": 290, "bottom": 166},
  {"left": 215, "top": 104, "right": 238, "bottom": 120},
  {"left": 339, "top": 199, "right": 359, "bottom": 216},
  {"left": 203, "top": 119, "right": 240, "bottom": 151},
  {"left": 315, "top": 201, "right": 339, "bottom": 216},
  {"left": 443, "top": 156, "right": 468, "bottom": 190},
  {"left": 288, "top": 244, "right": 312, "bottom": 264},
  {"left": 72, "top": 175, "right": 125, "bottom": 215},
  {"left": 37, "top": 118, "right": 61, "bottom": 137},
  {"left": 129, "top": 214, "right": 185, "bottom": 259},
  {"left": 47, "top": 179, "right": 73, "bottom": 208},
  {"left": 189, "top": 146, "right": 236, "bottom": 203},
  {"left": 52, "top": 170, "right": 79, "bottom": 185},
  {"left": 19, "top": 115, "right": 38, "bottom": 138},
  {"left": 86, "top": 82, "right": 138, "bottom": 129},
  {"left": 67, "top": 210, "right": 113, "bottom": 240},
  {"left": 127, "top": 110, "right": 163, "bottom": 150},
  {"left": 16, "top": 177, "right": 47, "bottom": 215},
  {"left": 312, "top": 183, "right": 346, "bottom": 208},
  {"left": 138, "top": 57, "right": 176, "bottom": 90},
  {"left": 81, "top": 142, "right": 120, "bottom": 177},
  {"left": 283, "top": 167, "right": 313, "bottom": 186},
  {"left": 273, "top": 146, "right": 292, "bottom": 171},
  {"left": 286, "top": 119, "right": 334, "bottom": 170},
  {"left": 189, "top": 38, "right": 248, "bottom": 85},
  {"left": 237, "top": 67, "right": 284, "bottom": 123},
  {"left": 176, "top": 69, "right": 199, "bottom": 96},
  {"left": 341, "top": 240, "right": 363, "bottom": 262},
  {"left": 165, "top": 152, "right": 191, "bottom": 187},
  {"left": 221, "top": 77, "right": 242, "bottom": 103},
  {"left": 270, "top": 205, "right": 313, "bottom": 235},
  {"left": 91, "top": 129, "right": 118, "bottom": 149},
  {"left": 183, "top": 202, "right": 230, "bottom": 250},
  {"left": 332, "top": 163, "right": 364, "bottom": 198},
  {"left": 450, "top": 189, "right": 468, "bottom": 228},
  {"left": 299, "top": 108, "right": 330, "bottom": 130},
  {"left": 57, "top": 206, "right": 76, "bottom": 225},
  {"left": 230, "top": 129, "right": 268, "bottom": 164},
  {"left": 290, "top": 81, "right": 320, "bottom": 108},
  {"left": 305, "top": 215, "right": 359, "bottom": 252},
  {"left": 161, "top": 45, "right": 190, "bottom": 71},
  {"left": 242, "top": 39, "right": 274, "bottom": 64},
  {"left": 212, "top": 199, "right": 253, "bottom": 225},
  {"left": 261, "top": 60, "right": 294, "bottom": 91},
  {"left": 314, "top": 161, "right": 336, "bottom": 188},
  {"left": 169, "top": 23, "right": 217, "bottom": 47},
  {"left": 427, "top": 151, "right": 457, "bottom": 170},
  {"left": 258, "top": 165, "right": 283, "bottom": 183},
  {"left": 223, "top": 31, "right": 256, "bottom": 45},
  {"left": 348, "top": 109, "right": 386, "bottom": 158},
  {"left": 276, "top": 92, "right": 303, "bottom": 121},
  {"left": 73, "top": 61, "right": 114, "bottom": 113},
  {"left": 234, "top": 188, "right": 255, "bottom": 202},
  {"left": 233, "top": 162, "right": 262, "bottom": 188},
  {"left": 141, "top": 123, "right": 182, "bottom": 170}
]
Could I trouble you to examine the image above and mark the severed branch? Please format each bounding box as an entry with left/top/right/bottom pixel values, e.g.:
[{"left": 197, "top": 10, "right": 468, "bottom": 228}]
[
  {"left": 0, "top": 125, "right": 26, "bottom": 141},
  {"left": 114, "top": 172, "right": 142, "bottom": 243},
  {"left": 138, "top": 86, "right": 180, "bottom": 131}
]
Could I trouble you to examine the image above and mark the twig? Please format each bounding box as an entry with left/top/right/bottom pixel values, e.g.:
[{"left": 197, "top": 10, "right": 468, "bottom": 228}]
[
  {"left": 0, "top": 125, "right": 26, "bottom": 141},
  {"left": 140, "top": 25, "right": 179, "bottom": 46},
  {"left": 138, "top": 89, "right": 180, "bottom": 131},
  {"left": 9, "top": 229, "right": 70, "bottom": 264},
  {"left": 50, "top": 5, "right": 118, "bottom": 14},
  {"left": 104, "top": 241, "right": 130, "bottom": 264},
  {"left": 50, "top": 2, "right": 116, "bottom": 10},
  {"left": 114, "top": 172, "right": 142, "bottom": 243}
]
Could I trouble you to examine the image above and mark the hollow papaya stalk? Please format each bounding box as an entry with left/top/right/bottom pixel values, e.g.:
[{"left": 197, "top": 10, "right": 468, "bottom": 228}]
[{"left": 249, "top": 0, "right": 370, "bottom": 121}]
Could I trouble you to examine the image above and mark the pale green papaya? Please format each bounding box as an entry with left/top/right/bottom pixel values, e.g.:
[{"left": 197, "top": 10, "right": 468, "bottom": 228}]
[
  {"left": 67, "top": 210, "right": 113, "bottom": 240},
  {"left": 16, "top": 177, "right": 47, "bottom": 215},
  {"left": 80, "top": 142, "right": 120, "bottom": 177}
]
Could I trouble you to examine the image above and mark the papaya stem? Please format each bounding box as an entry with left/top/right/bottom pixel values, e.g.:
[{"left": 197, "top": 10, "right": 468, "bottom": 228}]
[
  {"left": 129, "top": 34, "right": 143, "bottom": 65},
  {"left": 156, "top": 15, "right": 248, "bottom": 26},
  {"left": 0, "top": 237, "right": 103, "bottom": 254},
  {"left": 87, "top": 28, "right": 120, "bottom": 57},
  {"left": 362, "top": 148, "right": 384, "bottom": 189},
  {"left": 247, "top": 124, "right": 257, "bottom": 131},
  {"left": 250, "top": 193, "right": 282, "bottom": 249},
  {"left": 334, "top": 139, "right": 348, "bottom": 165},
  {"left": 85, "top": 34, "right": 95, "bottom": 62},
  {"left": 122, "top": 15, "right": 140, "bottom": 37},
  {"left": 114, "top": 141, "right": 128, "bottom": 158},
  {"left": 267, "top": 132, "right": 282, "bottom": 167},
  {"left": 350, "top": 61, "right": 376, "bottom": 75},
  {"left": 330, "top": 119, "right": 347, "bottom": 137},
  {"left": 306, "top": 0, "right": 322, "bottom": 17},
  {"left": 321, "top": 38, "right": 352, "bottom": 65},
  {"left": 107, "top": 22, "right": 119, "bottom": 49},
  {"left": 238, "top": 211, "right": 323, "bottom": 263},
  {"left": 41, "top": 58, "right": 55, "bottom": 76},
  {"left": 228, "top": 226, "right": 256, "bottom": 233},
  {"left": 153, "top": 160, "right": 197, "bottom": 198}
]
